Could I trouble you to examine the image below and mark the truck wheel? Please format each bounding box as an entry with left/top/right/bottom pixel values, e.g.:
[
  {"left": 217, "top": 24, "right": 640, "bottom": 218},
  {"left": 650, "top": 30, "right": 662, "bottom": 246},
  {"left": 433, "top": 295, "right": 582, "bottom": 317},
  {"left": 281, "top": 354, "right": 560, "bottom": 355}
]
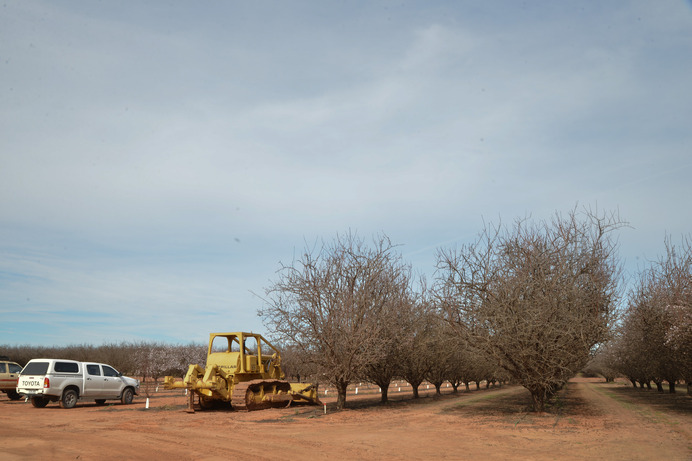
[
  {"left": 94, "top": 399, "right": 106, "bottom": 406},
  {"left": 121, "top": 388, "right": 134, "bottom": 405},
  {"left": 31, "top": 397, "right": 49, "bottom": 408},
  {"left": 59, "top": 389, "right": 78, "bottom": 409},
  {"left": 7, "top": 390, "right": 21, "bottom": 400}
]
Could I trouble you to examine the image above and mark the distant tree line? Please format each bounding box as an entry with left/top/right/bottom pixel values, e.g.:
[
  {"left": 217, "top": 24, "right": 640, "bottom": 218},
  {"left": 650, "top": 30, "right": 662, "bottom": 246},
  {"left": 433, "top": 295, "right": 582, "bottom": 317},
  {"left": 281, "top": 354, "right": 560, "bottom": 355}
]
[{"left": 0, "top": 342, "right": 206, "bottom": 383}]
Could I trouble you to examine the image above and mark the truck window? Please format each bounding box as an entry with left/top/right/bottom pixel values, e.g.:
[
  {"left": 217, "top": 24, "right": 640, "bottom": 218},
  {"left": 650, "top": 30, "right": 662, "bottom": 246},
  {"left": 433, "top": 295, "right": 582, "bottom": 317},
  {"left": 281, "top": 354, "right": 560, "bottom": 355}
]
[
  {"left": 8, "top": 363, "right": 21, "bottom": 373},
  {"left": 0, "top": 363, "right": 6, "bottom": 373},
  {"left": 102, "top": 365, "right": 119, "bottom": 377},
  {"left": 54, "top": 362, "right": 79, "bottom": 373},
  {"left": 21, "top": 361, "right": 49, "bottom": 375},
  {"left": 86, "top": 364, "right": 101, "bottom": 376}
]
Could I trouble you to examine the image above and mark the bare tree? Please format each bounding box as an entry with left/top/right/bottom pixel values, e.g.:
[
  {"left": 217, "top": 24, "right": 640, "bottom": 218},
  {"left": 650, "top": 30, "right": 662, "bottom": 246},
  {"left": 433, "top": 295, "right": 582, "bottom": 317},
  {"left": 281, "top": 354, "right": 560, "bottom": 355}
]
[
  {"left": 446, "top": 345, "right": 473, "bottom": 392},
  {"left": 258, "top": 232, "right": 411, "bottom": 410},
  {"left": 623, "top": 277, "right": 674, "bottom": 391},
  {"left": 618, "top": 235, "right": 692, "bottom": 393},
  {"left": 363, "top": 278, "right": 415, "bottom": 404},
  {"left": 272, "top": 342, "right": 317, "bottom": 383},
  {"left": 436, "top": 208, "right": 623, "bottom": 411},
  {"left": 397, "top": 297, "right": 438, "bottom": 398},
  {"left": 424, "top": 314, "right": 461, "bottom": 396},
  {"left": 178, "top": 342, "right": 207, "bottom": 373},
  {"left": 584, "top": 341, "right": 620, "bottom": 383},
  {"left": 656, "top": 236, "right": 692, "bottom": 393}
]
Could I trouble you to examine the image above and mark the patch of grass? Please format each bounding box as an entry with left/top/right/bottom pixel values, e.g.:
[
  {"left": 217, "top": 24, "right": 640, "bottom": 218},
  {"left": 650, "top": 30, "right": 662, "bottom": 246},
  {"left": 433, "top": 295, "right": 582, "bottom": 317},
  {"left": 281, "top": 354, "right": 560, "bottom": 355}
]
[
  {"left": 256, "top": 418, "right": 291, "bottom": 423},
  {"left": 255, "top": 407, "right": 324, "bottom": 423},
  {"left": 142, "top": 404, "right": 186, "bottom": 412}
]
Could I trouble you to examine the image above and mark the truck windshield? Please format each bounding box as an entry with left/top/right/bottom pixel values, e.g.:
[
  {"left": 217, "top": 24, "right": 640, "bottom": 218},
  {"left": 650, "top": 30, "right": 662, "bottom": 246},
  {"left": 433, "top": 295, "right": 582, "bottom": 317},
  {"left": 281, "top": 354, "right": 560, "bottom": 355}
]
[{"left": 21, "top": 361, "right": 49, "bottom": 375}]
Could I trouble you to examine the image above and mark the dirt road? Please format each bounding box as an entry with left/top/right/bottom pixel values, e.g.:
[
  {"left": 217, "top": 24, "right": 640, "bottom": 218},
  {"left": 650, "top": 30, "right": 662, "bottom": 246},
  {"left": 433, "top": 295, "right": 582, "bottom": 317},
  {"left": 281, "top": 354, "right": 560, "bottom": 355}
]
[{"left": 1, "top": 377, "right": 689, "bottom": 460}]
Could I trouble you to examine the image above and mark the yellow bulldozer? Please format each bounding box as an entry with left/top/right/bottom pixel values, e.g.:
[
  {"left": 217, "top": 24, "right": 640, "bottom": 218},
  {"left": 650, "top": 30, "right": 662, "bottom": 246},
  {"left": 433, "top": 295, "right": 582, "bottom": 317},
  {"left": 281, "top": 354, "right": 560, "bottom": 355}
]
[{"left": 163, "top": 332, "right": 321, "bottom": 412}]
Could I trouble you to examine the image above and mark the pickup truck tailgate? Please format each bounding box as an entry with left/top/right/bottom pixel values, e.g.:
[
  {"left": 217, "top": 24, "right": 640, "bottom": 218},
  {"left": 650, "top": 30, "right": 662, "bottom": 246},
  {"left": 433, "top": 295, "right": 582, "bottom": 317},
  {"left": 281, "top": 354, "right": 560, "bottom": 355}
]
[
  {"left": 17, "top": 361, "right": 50, "bottom": 394},
  {"left": 18, "top": 376, "right": 44, "bottom": 393}
]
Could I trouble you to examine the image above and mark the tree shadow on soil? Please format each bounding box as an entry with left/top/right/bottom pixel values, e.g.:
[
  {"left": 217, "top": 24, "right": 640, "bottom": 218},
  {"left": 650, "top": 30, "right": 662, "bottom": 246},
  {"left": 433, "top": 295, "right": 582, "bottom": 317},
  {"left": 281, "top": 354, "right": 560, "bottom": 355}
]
[
  {"left": 281, "top": 390, "right": 485, "bottom": 419},
  {"left": 603, "top": 385, "right": 692, "bottom": 416},
  {"left": 443, "top": 383, "right": 597, "bottom": 419}
]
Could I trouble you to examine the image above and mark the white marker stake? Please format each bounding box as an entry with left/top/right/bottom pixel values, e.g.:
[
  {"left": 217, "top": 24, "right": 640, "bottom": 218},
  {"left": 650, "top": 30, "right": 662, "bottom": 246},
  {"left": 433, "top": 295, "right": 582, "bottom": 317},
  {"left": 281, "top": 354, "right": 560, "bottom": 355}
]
[
  {"left": 185, "top": 389, "right": 188, "bottom": 396},
  {"left": 355, "top": 387, "right": 358, "bottom": 395},
  {"left": 146, "top": 398, "right": 150, "bottom": 409},
  {"left": 156, "top": 386, "right": 159, "bottom": 392},
  {"left": 398, "top": 387, "right": 401, "bottom": 392},
  {"left": 325, "top": 389, "right": 328, "bottom": 396},
  {"left": 323, "top": 404, "right": 327, "bottom": 414}
]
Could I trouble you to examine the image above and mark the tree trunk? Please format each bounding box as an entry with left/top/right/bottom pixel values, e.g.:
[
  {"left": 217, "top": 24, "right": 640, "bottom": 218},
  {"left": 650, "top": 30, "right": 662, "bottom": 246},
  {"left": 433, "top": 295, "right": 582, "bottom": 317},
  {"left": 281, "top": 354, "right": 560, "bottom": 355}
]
[
  {"left": 451, "top": 383, "right": 459, "bottom": 393},
  {"left": 475, "top": 381, "right": 480, "bottom": 390},
  {"left": 655, "top": 381, "right": 664, "bottom": 392},
  {"left": 434, "top": 383, "right": 442, "bottom": 395},
  {"left": 373, "top": 378, "right": 391, "bottom": 404},
  {"left": 405, "top": 379, "right": 423, "bottom": 399},
  {"left": 336, "top": 382, "right": 348, "bottom": 410},
  {"left": 668, "top": 380, "right": 676, "bottom": 394},
  {"left": 530, "top": 389, "right": 545, "bottom": 412},
  {"left": 464, "top": 381, "right": 470, "bottom": 391},
  {"left": 380, "top": 385, "right": 389, "bottom": 403}
]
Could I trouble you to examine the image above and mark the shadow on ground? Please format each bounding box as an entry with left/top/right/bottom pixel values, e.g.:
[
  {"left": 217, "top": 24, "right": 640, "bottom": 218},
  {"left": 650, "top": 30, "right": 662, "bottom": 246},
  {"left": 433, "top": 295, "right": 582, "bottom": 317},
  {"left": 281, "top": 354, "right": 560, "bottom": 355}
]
[
  {"left": 603, "top": 384, "right": 692, "bottom": 416},
  {"left": 443, "top": 382, "right": 596, "bottom": 419}
]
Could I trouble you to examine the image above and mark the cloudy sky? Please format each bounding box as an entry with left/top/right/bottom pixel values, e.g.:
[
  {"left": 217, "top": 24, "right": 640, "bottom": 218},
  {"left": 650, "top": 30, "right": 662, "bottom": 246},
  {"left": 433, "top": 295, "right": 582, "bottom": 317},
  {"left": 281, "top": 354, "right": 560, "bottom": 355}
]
[{"left": 2, "top": 1, "right": 691, "bottom": 346}]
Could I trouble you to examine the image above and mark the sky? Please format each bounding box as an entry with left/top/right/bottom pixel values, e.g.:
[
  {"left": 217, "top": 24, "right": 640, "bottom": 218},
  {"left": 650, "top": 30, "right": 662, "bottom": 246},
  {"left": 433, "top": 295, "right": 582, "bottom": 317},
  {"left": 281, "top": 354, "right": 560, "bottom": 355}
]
[{"left": 1, "top": 1, "right": 691, "bottom": 347}]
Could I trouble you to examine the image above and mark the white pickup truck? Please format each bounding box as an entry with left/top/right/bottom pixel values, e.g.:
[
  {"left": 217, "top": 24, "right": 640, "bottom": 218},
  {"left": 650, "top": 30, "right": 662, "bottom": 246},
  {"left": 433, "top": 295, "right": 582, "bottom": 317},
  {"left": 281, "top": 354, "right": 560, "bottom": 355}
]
[{"left": 17, "top": 358, "right": 140, "bottom": 409}]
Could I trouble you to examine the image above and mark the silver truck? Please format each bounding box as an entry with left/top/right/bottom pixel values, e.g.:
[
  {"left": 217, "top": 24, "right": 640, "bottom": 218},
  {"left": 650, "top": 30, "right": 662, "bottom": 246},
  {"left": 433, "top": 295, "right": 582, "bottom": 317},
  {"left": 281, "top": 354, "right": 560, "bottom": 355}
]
[{"left": 17, "top": 358, "right": 140, "bottom": 408}]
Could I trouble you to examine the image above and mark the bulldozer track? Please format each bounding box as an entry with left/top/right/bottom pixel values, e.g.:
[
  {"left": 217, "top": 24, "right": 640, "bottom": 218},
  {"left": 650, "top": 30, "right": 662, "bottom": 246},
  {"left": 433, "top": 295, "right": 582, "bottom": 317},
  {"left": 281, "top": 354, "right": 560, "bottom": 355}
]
[{"left": 231, "top": 379, "right": 292, "bottom": 411}]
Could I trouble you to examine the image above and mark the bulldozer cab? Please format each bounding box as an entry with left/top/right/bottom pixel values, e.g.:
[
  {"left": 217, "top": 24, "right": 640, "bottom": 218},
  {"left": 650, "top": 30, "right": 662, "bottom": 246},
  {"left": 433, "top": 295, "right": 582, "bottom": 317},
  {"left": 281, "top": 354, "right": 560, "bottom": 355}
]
[{"left": 207, "top": 332, "right": 283, "bottom": 379}]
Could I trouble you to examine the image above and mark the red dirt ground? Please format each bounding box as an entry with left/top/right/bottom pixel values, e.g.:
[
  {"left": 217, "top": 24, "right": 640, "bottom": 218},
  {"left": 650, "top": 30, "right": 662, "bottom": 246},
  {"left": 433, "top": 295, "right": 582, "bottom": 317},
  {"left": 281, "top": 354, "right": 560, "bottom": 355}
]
[{"left": 1, "top": 377, "right": 690, "bottom": 460}]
